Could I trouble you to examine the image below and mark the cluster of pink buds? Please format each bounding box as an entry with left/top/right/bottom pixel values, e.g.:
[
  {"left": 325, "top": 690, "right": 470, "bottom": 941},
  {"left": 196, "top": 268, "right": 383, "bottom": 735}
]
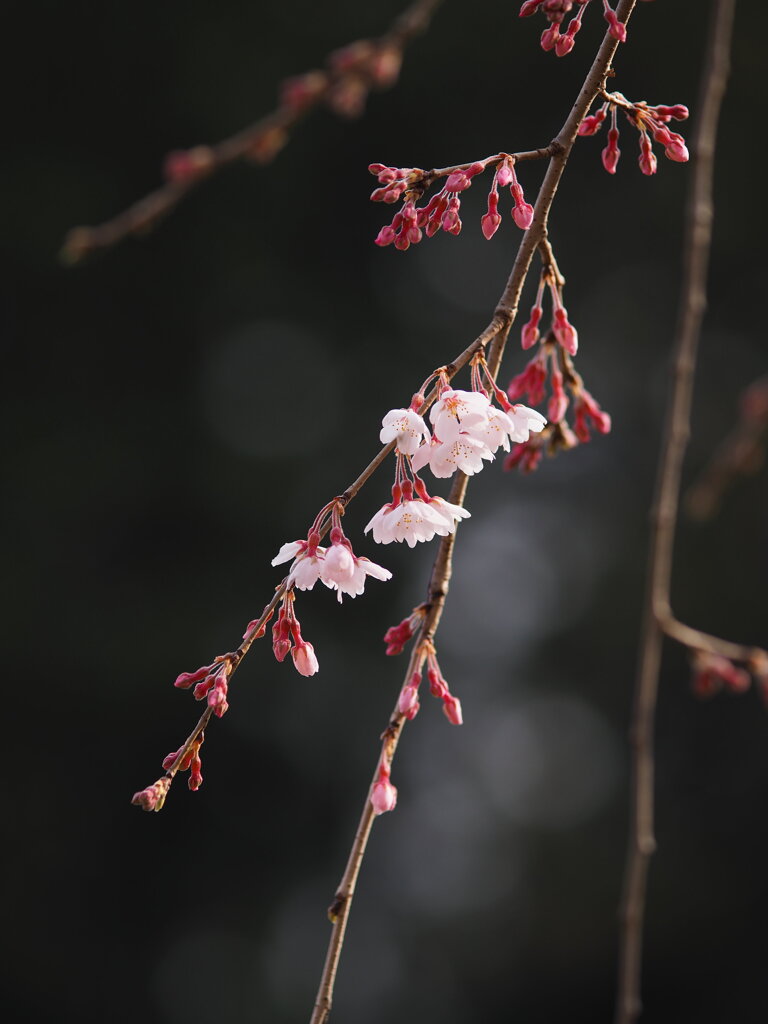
[
  {"left": 691, "top": 651, "right": 768, "bottom": 705},
  {"left": 131, "top": 776, "right": 172, "bottom": 813},
  {"left": 579, "top": 92, "right": 689, "bottom": 176},
  {"left": 520, "top": 0, "right": 638, "bottom": 55},
  {"left": 505, "top": 272, "right": 610, "bottom": 471},
  {"left": 279, "top": 37, "right": 402, "bottom": 121},
  {"left": 398, "top": 644, "right": 463, "bottom": 726},
  {"left": 370, "top": 154, "right": 534, "bottom": 250},
  {"left": 270, "top": 590, "right": 319, "bottom": 677},
  {"left": 173, "top": 656, "right": 237, "bottom": 718},
  {"left": 383, "top": 605, "right": 427, "bottom": 656},
  {"left": 162, "top": 733, "right": 205, "bottom": 792}
]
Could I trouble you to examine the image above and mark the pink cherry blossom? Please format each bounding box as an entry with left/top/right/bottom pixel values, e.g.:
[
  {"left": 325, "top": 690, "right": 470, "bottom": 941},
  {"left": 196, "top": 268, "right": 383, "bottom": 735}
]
[
  {"left": 326, "top": 555, "right": 393, "bottom": 602},
  {"left": 364, "top": 498, "right": 470, "bottom": 547}
]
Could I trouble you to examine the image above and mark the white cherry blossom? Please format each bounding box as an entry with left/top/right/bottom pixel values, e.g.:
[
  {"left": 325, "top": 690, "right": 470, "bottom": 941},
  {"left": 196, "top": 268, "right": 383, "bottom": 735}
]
[
  {"left": 319, "top": 543, "right": 356, "bottom": 586},
  {"left": 429, "top": 496, "right": 472, "bottom": 534},
  {"left": 380, "top": 408, "right": 431, "bottom": 455},
  {"left": 290, "top": 551, "right": 326, "bottom": 591},
  {"left": 327, "top": 556, "right": 393, "bottom": 602},
  {"left": 271, "top": 540, "right": 304, "bottom": 566},
  {"left": 365, "top": 498, "right": 470, "bottom": 547},
  {"left": 272, "top": 540, "right": 328, "bottom": 591},
  {"left": 508, "top": 404, "right": 547, "bottom": 442},
  {"left": 430, "top": 389, "right": 492, "bottom": 443},
  {"left": 411, "top": 434, "right": 491, "bottom": 477}
]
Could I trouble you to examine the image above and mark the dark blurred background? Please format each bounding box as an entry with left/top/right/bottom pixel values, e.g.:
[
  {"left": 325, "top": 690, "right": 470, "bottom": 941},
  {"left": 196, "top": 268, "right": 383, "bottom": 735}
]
[{"left": 5, "top": 1, "right": 768, "bottom": 1022}]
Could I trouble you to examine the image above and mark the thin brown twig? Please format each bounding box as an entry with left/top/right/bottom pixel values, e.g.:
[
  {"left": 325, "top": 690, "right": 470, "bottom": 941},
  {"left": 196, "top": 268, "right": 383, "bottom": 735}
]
[
  {"left": 61, "top": 0, "right": 445, "bottom": 264},
  {"left": 309, "top": 3, "right": 640, "bottom": 1021},
  {"left": 614, "top": 2, "right": 737, "bottom": 1023}
]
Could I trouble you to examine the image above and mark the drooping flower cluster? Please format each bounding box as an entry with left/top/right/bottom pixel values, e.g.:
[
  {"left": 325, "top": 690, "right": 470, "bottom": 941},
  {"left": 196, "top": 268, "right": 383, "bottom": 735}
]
[
  {"left": 280, "top": 37, "right": 403, "bottom": 121},
  {"left": 370, "top": 638, "right": 463, "bottom": 817},
  {"left": 370, "top": 154, "right": 535, "bottom": 250},
  {"left": 269, "top": 500, "right": 393, "bottom": 676},
  {"left": 162, "top": 733, "right": 205, "bottom": 792},
  {"left": 505, "top": 270, "right": 610, "bottom": 472},
  {"left": 519, "top": 0, "right": 639, "bottom": 56},
  {"left": 397, "top": 643, "right": 463, "bottom": 726},
  {"left": 272, "top": 520, "right": 392, "bottom": 603},
  {"left": 173, "top": 654, "right": 242, "bottom": 718},
  {"left": 691, "top": 651, "right": 768, "bottom": 706},
  {"left": 579, "top": 91, "right": 689, "bottom": 176},
  {"left": 367, "top": 357, "right": 546, "bottom": 542}
]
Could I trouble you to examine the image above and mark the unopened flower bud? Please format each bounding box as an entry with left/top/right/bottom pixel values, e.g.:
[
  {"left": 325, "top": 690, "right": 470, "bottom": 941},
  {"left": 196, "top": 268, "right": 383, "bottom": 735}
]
[
  {"left": 602, "top": 128, "right": 620, "bottom": 174},
  {"left": 174, "top": 665, "right": 212, "bottom": 689},
  {"left": 292, "top": 640, "right": 320, "bottom": 677},
  {"left": 371, "top": 773, "right": 398, "bottom": 815},
  {"left": 442, "top": 694, "right": 463, "bottom": 725},
  {"left": 553, "top": 307, "right": 578, "bottom": 355},
  {"left": 132, "top": 777, "right": 171, "bottom": 813},
  {"left": 521, "top": 305, "right": 543, "bottom": 349}
]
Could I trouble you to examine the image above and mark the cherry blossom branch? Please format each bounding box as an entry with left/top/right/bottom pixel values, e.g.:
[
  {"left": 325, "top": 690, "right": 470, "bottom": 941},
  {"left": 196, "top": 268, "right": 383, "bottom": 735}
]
[
  {"left": 60, "top": 0, "right": 444, "bottom": 264},
  {"left": 131, "top": 310, "right": 520, "bottom": 810},
  {"left": 614, "top": 2, "right": 737, "bottom": 1022},
  {"left": 309, "top": 4, "right": 641, "bottom": 1020}
]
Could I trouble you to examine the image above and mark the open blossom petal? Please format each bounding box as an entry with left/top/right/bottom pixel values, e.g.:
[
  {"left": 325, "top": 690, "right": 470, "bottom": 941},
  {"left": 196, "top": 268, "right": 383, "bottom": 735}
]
[
  {"left": 479, "top": 407, "right": 517, "bottom": 453},
  {"left": 430, "top": 389, "right": 492, "bottom": 442},
  {"left": 289, "top": 551, "right": 326, "bottom": 590},
  {"left": 271, "top": 540, "right": 304, "bottom": 566},
  {"left": 380, "top": 408, "right": 431, "bottom": 455},
  {"left": 330, "top": 556, "right": 393, "bottom": 602},
  {"left": 320, "top": 543, "right": 356, "bottom": 585},
  {"left": 508, "top": 404, "right": 547, "bottom": 442},
  {"left": 429, "top": 497, "right": 471, "bottom": 534}
]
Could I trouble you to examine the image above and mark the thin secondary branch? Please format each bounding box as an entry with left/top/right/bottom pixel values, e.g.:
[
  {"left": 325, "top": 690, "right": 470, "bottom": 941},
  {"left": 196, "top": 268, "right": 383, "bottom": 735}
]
[
  {"left": 61, "top": 0, "right": 444, "bottom": 263},
  {"left": 309, "top": 4, "right": 639, "bottom": 1021},
  {"left": 614, "top": 2, "right": 736, "bottom": 1023}
]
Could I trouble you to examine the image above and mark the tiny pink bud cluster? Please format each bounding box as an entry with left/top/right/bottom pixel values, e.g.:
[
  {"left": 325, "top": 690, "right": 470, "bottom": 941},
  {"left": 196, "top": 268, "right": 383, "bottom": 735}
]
[
  {"left": 278, "top": 36, "right": 405, "bottom": 122},
  {"left": 396, "top": 645, "right": 463, "bottom": 726},
  {"left": 520, "top": 1, "right": 626, "bottom": 57},
  {"left": 580, "top": 94, "right": 690, "bottom": 176},
  {"left": 371, "top": 156, "right": 534, "bottom": 250},
  {"left": 691, "top": 653, "right": 752, "bottom": 699},
  {"left": 174, "top": 660, "right": 233, "bottom": 718},
  {"left": 271, "top": 591, "right": 319, "bottom": 677},
  {"left": 131, "top": 776, "right": 172, "bottom": 813},
  {"left": 162, "top": 734, "right": 205, "bottom": 792},
  {"left": 505, "top": 272, "right": 611, "bottom": 471},
  {"left": 163, "top": 146, "right": 215, "bottom": 185},
  {"left": 383, "top": 607, "right": 426, "bottom": 656}
]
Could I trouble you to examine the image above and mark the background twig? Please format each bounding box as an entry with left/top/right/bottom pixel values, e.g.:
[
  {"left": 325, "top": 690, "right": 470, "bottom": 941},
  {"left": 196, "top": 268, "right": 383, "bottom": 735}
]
[{"left": 614, "top": 2, "right": 737, "bottom": 1022}]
